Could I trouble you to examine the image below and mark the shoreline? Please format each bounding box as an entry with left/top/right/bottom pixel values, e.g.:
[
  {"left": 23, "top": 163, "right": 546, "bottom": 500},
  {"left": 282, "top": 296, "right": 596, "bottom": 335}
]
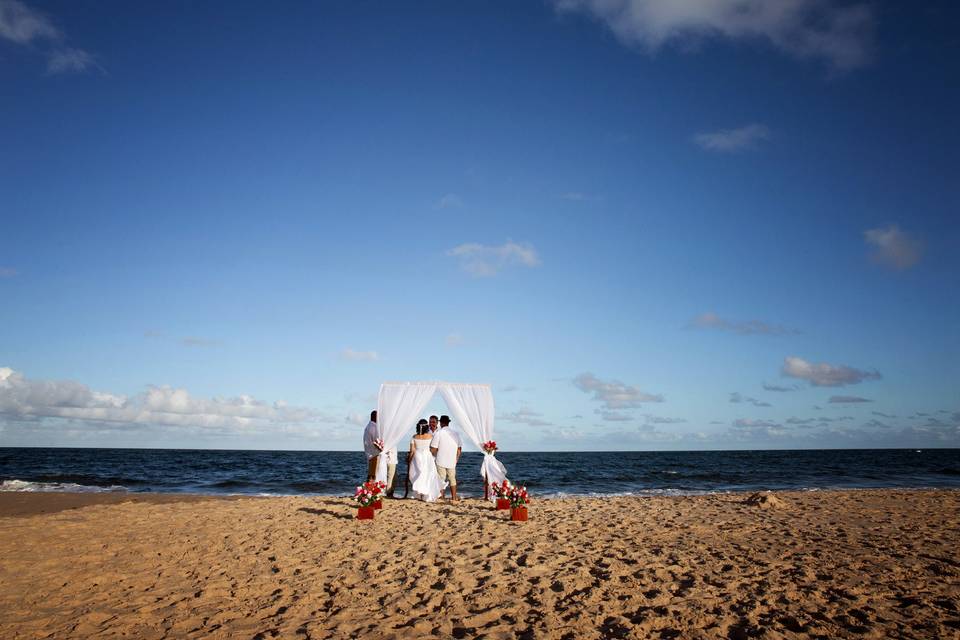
[{"left": 2, "top": 484, "right": 958, "bottom": 517}]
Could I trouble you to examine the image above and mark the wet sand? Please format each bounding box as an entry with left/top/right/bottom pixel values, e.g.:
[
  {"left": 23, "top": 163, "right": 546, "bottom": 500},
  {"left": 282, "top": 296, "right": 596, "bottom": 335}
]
[{"left": 1, "top": 489, "right": 958, "bottom": 638}]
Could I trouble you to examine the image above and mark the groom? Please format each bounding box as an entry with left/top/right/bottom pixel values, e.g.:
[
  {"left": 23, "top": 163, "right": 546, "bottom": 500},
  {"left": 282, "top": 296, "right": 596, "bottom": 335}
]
[{"left": 430, "top": 414, "right": 462, "bottom": 502}]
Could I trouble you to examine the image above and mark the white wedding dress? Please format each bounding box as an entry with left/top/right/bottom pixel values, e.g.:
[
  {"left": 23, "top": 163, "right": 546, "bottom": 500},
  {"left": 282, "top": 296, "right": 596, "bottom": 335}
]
[{"left": 409, "top": 437, "right": 443, "bottom": 502}]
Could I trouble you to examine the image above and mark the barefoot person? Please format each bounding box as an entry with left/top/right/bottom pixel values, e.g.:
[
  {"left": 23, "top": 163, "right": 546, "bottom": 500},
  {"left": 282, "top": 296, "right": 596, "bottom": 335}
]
[
  {"left": 430, "top": 415, "right": 462, "bottom": 502},
  {"left": 362, "top": 410, "right": 379, "bottom": 481}
]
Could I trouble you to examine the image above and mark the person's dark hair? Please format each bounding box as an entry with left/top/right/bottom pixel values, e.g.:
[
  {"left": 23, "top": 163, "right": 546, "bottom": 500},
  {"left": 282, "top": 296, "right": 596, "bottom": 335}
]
[
  {"left": 439, "top": 415, "right": 450, "bottom": 426},
  {"left": 429, "top": 415, "right": 438, "bottom": 421},
  {"left": 370, "top": 410, "right": 378, "bottom": 422},
  {"left": 416, "top": 419, "right": 429, "bottom": 435}
]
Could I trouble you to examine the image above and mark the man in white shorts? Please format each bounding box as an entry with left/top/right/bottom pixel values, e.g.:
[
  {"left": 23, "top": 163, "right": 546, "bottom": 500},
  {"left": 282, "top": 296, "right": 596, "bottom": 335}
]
[{"left": 430, "top": 415, "right": 462, "bottom": 502}]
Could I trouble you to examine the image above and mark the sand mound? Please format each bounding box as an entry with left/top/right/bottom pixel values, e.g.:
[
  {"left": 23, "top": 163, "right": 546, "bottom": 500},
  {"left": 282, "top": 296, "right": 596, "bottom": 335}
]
[{"left": 744, "top": 491, "right": 787, "bottom": 508}]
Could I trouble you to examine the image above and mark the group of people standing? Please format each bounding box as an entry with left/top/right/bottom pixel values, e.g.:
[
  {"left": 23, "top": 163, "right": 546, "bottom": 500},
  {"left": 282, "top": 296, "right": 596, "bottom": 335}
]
[{"left": 363, "top": 411, "right": 463, "bottom": 502}]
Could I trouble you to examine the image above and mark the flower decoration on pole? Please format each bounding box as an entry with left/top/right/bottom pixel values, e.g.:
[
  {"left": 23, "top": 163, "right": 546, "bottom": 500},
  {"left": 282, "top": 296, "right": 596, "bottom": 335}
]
[
  {"left": 482, "top": 440, "right": 498, "bottom": 455},
  {"left": 373, "top": 438, "right": 385, "bottom": 452}
]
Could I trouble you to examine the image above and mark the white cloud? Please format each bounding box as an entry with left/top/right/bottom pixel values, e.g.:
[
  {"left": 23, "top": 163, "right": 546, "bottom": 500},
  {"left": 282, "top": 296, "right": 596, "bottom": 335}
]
[
  {"left": 446, "top": 240, "right": 541, "bottom": 277},
  {"left": 551, "top": 0, "right": 874, "bottom": 71},
  {"left": 0, "top": 267, "right": 17, "bottom": 278},
  {"left": 499, "top": 408, "right": 553, "bottom": 427},
  {"left": 782, "top": 356, "right": 881, "bottom": 387},
  {"left": 0, "top": 0, "right": 97, "bottom": 74},
  {"left": 0, "top": 0, "right": 57, "bottom": 44},
  {"left": 340, "top": 348, "right": 379, "bottom": 362},
  {"left": 729, "top": 418, "right": 788, "bottom": 438},
  {"left": 445, "top": 333, "right": 464, "bottom": 348},
  {"left": 643, "top": 414, "right": 687, "bottom": 425},
  {"left": 573, "top": 372, "right": 663, "bottom": 409},
  {"left": 729, "top": 392, "right": 771, "bottom": 408},
  {"left": 0, "top": 366, "right": 338, "bottom": 434},
  {"left": 692, "top": 311, "right": 796, "bottom": 335},
  {"left": 864, "top": 225, "right": 923, "bottom": 270},
  {"left": 47, "top": 47, "right": 98, "bottom": 74},
  {"left": 693, "top": 124, "right": 770, "bottom": 152},
  {"left": 763, "top": 382, "right": 798, "bottom": 392},
  {"left": 595, "top": 409, "right": 632, "bottom": 422},
  {"left": 435, "top": 193, "right": 463, "bottom": 209}
]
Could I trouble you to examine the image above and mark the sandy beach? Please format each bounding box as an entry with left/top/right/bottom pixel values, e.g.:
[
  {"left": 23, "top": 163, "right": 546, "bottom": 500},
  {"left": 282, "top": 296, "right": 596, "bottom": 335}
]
[{"left": 1, "top": 489, "right": 958, "bottom": 639}]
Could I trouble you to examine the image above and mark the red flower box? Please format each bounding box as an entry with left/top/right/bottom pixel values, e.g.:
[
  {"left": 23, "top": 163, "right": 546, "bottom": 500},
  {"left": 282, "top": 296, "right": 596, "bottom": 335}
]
[
  {"left": 357, "top": 506, "right": 375, "bottom": 520},
  {"left": 510, "top": 506, "right": 528, "bottom": 521},
  {"left": 373, "top": 499, "right": 383, "bottom": 510},
  {"left": 496, "top": 498, "right": 511, "bottom": 510}
]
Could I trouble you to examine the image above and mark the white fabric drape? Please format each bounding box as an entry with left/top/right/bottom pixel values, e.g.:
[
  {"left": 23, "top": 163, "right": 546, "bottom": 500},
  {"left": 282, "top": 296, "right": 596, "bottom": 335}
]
[
  {"left": 375, "top": 382, "right": 437, "bottom": 484},
  {"left": 438, "top": 384, "right": 507, "bottom": 497}
]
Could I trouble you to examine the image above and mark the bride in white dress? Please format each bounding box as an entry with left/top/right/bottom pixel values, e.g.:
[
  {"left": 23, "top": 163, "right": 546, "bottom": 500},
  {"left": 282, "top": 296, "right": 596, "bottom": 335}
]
[{"left": 408, "top": 419, "right": 443, "bottom": 502}]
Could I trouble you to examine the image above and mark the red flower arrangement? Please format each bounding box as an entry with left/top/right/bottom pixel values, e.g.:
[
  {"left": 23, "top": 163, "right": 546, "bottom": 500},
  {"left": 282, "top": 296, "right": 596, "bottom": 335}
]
[
  {"left": 354, "top": 481, "right": 384, "bottom": 508},
  {"left": 372, "top": 438, "right": 385, "bottom": 451},
  {"left": 490, "top": 479, "right": 511, "bottom": 498},
  {"left": 491, "top": 479, "right": 512, "bottom": 509},
  {"left": 482, "top": 440, "right": 498, "bottom": 454},
  {"left": 507, "top": 484, "right": 529, "bottom": 508},
  {"left": 507, "top": 484, "right": 529, "bottom": 521},
  {"left": 354, "top": 480, "right": 387, "bottom": 518}
]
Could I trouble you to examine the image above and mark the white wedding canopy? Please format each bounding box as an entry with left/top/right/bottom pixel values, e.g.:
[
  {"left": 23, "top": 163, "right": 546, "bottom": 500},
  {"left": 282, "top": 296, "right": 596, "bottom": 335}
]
[{"left": 374, "top": 381, "right": 508, "bottom": 497}]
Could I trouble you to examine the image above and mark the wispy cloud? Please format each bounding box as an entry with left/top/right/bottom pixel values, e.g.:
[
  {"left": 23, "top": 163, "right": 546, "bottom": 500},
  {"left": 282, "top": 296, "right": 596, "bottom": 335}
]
[
  {"left": 643, "top": 414, "right": 687, "bottom": 425},
  {"left": 499, "top": 408, "right": 553, "bottom": 427},
  {"left": 46, "top": 46, "right": 99, "bottom": 74},
  {"left": 0, "top": 366, "right": 337, "bottom": 434},
  {"left": 595, "top": 409, "right": 632, "bottom": 422},
  {"left": 693, "top": 123, "right": 770, "bottom": 152},
  {"left": 729, "top": 392, "right": 771, "bottom": 408},
  {"left": 763, "top": 382, "right": 799, "bottom": 392},
  {"left": 445, "top": 333, "right": 464, "bottom": 348},
  {"left": 828, "top": 395, "right": 872, "bottom": 404},
  {"left": 550, "top": 0, "right": 874, "bottom": 71},
  {"left": 864, "top": 225, "right": 923, "bottom": 270},
  {"left": 446, "top": 240, "right": 541, "bottom": 277},
  {"left": 0, "top": 0, "right": 99, "bottom": 74},
  {"left": 782, "top": 356, "right": 881, "bottom": 387},
  {"left": 729, "top": 418, "right": 787, "bottom": 438},
  {"left": 340, "top": 348, "right": 379, "bottom": 362},
  {"left": 0, "top": 267, "right": 17, "bottom": 278},
  {"left": 573, "top": 372, "right": 663, "bottom": 409},
  {"left": 0, "top": 0, "right": 57, "bottom": 43},
  {"left": 692, "top": 311, "right": 796, "bottom": 335},
  {"left": 435, "top": 193, "right": 463, "bottom": 209}
]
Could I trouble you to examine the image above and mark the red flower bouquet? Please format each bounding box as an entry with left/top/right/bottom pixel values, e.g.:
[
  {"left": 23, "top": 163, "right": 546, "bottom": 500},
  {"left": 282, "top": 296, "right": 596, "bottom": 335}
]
[
  {"left": 482, "top": 440, "right": 498, "bottom": 454},
  {"left": 491, "top": 479, "right": 512, "bottom": 510}
]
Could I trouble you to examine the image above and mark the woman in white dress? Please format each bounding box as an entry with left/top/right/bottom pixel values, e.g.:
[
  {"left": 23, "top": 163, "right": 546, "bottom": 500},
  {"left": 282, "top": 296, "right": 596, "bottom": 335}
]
[{"left": 408, "top": 419, "right": 443, "bottom": 502}]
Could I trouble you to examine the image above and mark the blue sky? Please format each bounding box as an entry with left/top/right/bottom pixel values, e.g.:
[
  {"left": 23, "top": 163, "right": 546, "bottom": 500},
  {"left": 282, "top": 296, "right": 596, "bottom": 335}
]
[{"left": 1, "top": 0, "right": 957, "bottom": 451}]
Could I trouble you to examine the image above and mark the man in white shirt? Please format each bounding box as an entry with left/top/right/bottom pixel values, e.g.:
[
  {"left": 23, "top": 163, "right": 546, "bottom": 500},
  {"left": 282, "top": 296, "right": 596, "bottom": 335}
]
[
  {"left": 430, "top": 414, "right": 462, "bottom": 502},
  {"left": 362, "top": 410, "right": 380, "bottom": 481},
  {"left": 362, "top": 409, "right": 398, "bottom": 494}
]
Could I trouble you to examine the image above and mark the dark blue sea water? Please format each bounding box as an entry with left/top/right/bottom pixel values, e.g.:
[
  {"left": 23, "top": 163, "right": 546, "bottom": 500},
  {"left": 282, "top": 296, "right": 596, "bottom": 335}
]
[{"left": 1, "top": 448, "right": 958, "bottom": 497}]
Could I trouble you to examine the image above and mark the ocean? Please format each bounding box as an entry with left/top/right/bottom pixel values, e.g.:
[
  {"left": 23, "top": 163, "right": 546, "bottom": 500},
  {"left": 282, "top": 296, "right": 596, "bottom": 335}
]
[{"left": 2, "top": 447, "right": 959, "bottom": 497}]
